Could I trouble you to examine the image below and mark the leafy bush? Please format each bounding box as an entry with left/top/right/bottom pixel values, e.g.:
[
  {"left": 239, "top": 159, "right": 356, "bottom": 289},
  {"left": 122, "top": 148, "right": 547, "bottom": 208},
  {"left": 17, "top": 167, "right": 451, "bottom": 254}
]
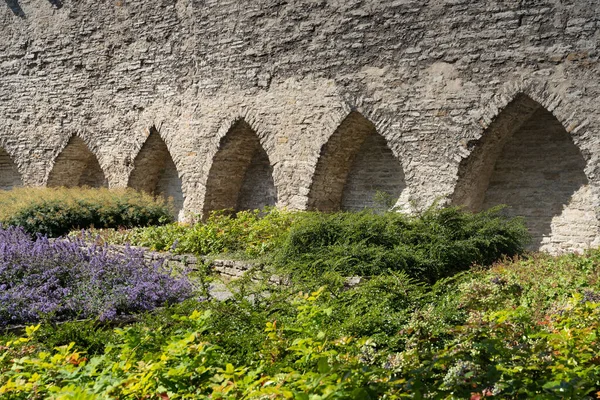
[
  {"left": 3, "top": 273, "right": 600, "bottom": 399},
  {"left": 394, "top": 295, "right": 600, "bottom": 398},
  {"left": 92, "top": 206, "right": 528, "bottom": 284},
  {"left": 176, "top": 208, "right": 294, "bottom": 257},
  {"left": 5, "top": 188, "right": 600, "bottom": 398},
  {"left": 85, "top": 207, "right": 296, "bottom": 257},
  {"left": 274, "top": 206, "right": 529, "bottom": 282},
  {"left": 0, "top": 289, "right": 401, "bottom": 399},
  {"left": 0, "top": 187, "right": 173, "bottom": 237},
  {"left": 0, "top": 226, "right": 192, "bottom": 326}
]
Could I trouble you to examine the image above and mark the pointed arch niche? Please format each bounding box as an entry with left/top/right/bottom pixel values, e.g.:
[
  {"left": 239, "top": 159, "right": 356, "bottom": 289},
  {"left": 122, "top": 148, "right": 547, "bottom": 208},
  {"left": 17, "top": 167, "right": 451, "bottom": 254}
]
[
  {"left": 307, "top": 111, "right": 408, "bottom": 212},
  {"left": 47, "top": 136, "right": 107, "bottom": 188},
  {"left": 0, "top": 147, "right": 23, "bottom": 190},
  {"left": 128, "top": 127, "right": 184, "bottom": 219},
  {"left": 202, "top": 119, "right": 277, "bottom": 214},
  {"left": 452, "top": 94, "right": 597, "bottom": 251}
]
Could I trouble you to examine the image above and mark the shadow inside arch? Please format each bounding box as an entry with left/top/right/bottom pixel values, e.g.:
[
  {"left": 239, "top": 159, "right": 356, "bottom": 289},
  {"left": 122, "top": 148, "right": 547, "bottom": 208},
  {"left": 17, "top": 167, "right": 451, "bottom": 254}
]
[
  {"left": 47, "top": 136, "right": 107, "bottom": 188},
  {"left": 128, "top": 126, "right": 184, "bottom": 220},
  {"left": 0, "top": 147, "right": 23, "bottom": 190},
  {"left": 47, "top": 0, "right": 62, "bottom": 9},
  {"left": 452, "top": 93, "right": 595, "bottom": 251},
  {"left": 307, "top": 110, "right": 408, "bottom": 212},
  {"left": 203, "top": 119, "right": 277, "bottom": 215},
  {"left": 4, "top": 0, "right": 62, "bottom": 18}
]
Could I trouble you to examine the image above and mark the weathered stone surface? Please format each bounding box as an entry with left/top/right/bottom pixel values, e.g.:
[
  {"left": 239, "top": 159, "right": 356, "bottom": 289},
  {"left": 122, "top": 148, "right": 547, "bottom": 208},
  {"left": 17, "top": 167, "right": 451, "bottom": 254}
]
[
  {"left": 1, "top": 0, "right": 600, "bottom": 252},
  {"left": 0, "top": 147, "right": 22, "bottom": 190},
  {"left": 108, "top": 243, "right": 255, "bottom": 279},
  {"left": 307, "top": 111, "right": 409, "bottom": 212},
  {"left": 202, "top": 119, "right": 277, "bottom": 214},
  {"left": 128, "top": 126, "right": 184, "bottom": 219},
  {"left": 47, "top": 136, "right": 107, "bottom": 188},
  {"left": 340, "top": 127, "right": 408, "bottom": 212}
]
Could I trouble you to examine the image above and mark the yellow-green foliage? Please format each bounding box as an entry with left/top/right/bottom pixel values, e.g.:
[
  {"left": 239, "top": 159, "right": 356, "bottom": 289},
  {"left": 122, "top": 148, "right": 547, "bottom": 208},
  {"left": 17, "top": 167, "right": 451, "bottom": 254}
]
[
  {"left": 2, "top": 276, "right": 600, "bottom": 399},
  {"left": 94, "top": 206, "right": 529, "bottom": 282},
  {"left": 86, "top": 207, "right": 297, "bottom": 257},
  {"left": 0, "top": 187, "right": 173, "bottom": 237},
  {"left": 0, "top": 290, "right": 399, "bottom": 399}
]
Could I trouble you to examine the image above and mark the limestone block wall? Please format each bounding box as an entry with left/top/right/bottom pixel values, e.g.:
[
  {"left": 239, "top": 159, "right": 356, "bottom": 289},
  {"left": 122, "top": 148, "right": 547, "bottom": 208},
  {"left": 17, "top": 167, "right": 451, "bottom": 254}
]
[
  {"left": 237, "top": 146, "right": 278, "bottom": 212},
  {"left": 202, "top": 120, "right": 277, "bottom": 214},
  {"left": 128, "top": 127, "right": 184, "bottom": 218},
  {"left": 46, "top": 136, "right": 107, "bottom": 188},
  {"left": 0, "top": 148, "right": 22, "bottom": 190},
  {"left": 341, "top": 132, "right": 408, "bottom": 212},
  {"left": 482, "top": 106, "right": 594, "bottom": 252},
  {"left": 453, "top": 94, "right": 597, "bottom": 252},
  {"left": 1, "top": 0, "right": 600, "bottom": 252}
]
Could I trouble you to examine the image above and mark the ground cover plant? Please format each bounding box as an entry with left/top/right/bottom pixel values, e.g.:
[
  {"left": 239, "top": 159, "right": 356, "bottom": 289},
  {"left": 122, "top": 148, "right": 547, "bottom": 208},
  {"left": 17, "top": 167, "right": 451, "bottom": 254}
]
[
  {"left": 0, "top": 226, "right": 192, "bottom": 326},
  {"left": 0, "top": 187, "right": 173, "bottom": 237},
  {"left": 4, "top": 203, "right": 600, "bottom": 398},
  {"left": 81, "top": 207, "right": 295, "bottom": 257},
  {"left": 2, "top": 250, "right": 600, "bottom": 398},
  {"left": 272, "top": 206, "right": 529, "bottom": 282},
  {"left": 87, "top": 206, "right": 529, "bottom": 282}
]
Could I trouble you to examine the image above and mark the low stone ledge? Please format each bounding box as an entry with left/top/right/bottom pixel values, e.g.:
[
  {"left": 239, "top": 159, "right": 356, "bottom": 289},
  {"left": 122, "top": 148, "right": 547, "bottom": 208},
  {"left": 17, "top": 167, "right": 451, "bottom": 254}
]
[
  {"left": 102, "top": 243, "right": 255, "bottom": 279},
  {"left": 84, "top": 241, "right": 365, "bottom": 287}
]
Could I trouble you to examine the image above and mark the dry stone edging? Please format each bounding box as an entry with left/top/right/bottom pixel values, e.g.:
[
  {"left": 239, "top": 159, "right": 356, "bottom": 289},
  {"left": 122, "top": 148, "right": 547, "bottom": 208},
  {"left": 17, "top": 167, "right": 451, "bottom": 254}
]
[
  {"left": 107, "top": 244, "right": 257, "bottom": 280},
  {"left": 106, "top": 243, "right": 368, "bottom": 288}
]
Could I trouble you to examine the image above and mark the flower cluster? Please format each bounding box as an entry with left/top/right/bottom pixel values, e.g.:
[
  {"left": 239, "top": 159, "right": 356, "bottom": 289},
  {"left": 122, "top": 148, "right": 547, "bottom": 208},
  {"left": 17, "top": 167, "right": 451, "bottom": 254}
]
[{"left": 0, "top": 226, "right": 192, "bottom": 326}]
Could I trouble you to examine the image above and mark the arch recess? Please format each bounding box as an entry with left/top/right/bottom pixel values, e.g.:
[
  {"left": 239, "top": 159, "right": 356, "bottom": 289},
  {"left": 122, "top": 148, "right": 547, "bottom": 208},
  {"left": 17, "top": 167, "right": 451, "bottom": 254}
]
[
  {"left": 307, "top": 111, "right": 408, "bottom": 212},
  {"left": 202, "top": 119, "right": 277, "bottom": 215},
  {"left": 0, "top": 147, "right": 23, "bottom": 190},
  {"left": 47, "top": 136, "right": 107, "bottom": 188},
  {"left": 452, "top": 93, "right": 597, "bottom": 251},
  {"left": 128, "top": 127, "right": 185, "bottom": 220}
]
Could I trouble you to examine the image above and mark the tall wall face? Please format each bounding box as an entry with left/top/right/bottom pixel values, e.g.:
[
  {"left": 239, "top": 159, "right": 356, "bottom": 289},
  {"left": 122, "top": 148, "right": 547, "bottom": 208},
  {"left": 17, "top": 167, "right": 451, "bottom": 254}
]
[{"left": 1, "top": 0, "right": 599, "bottom": 252}]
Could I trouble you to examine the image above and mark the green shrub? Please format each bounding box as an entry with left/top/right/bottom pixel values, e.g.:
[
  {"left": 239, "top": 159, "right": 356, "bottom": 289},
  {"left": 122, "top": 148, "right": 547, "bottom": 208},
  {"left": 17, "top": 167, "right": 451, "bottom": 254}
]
[
  {"left": 3, "top": 272, "right": 600, "bottom": 399},
  {"left": 397, "top": 295, "right": 600, "bottom": 399},
  {"left": 92, "top": 206, "right": 528, "bottom": 284},
  {"left": 0, "top": 290, "right": 400, "bottom": 399},
  {"left": 0, "top": 187, "right": 173, "bottom": 237},
  {"left": 87, "top": 207, "right": 296, "bottom": 256},
  {"left": 273, "top": 206, "right": 529, "bottom": 282},
  {"left": 176, "top": 208, "right": 294, "bottom": 257},
  {"left": 13, "top": 320, "right": 117, "bottom": 356}
]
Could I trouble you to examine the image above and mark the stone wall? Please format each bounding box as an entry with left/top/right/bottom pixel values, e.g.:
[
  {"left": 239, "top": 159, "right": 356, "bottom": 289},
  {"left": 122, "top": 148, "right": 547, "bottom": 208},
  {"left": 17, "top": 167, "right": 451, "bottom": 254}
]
[
  {"left": 341, "top": 132, "right": 408, "bottom": 212},
  {"left": 120, "top": 245, "right": 364, "bottom": 288},
  {"left": 46, "top": 136, "right": 107, "bottom": 188},
  {"left": 0, "top": 148, "right": 22, "bottom": 190},
  {"left": 133, "top": 248, "right": 255, "bottom": 281},
  {"left": 482, "top": 105, "right": 595, "bottom": 252},
  {"left": 237, "top": 144, "right": 278, "bottom": 212},
  {"left": 451, "top": 94, "right": 598, "bottom": 252},
  {"left": 202, "top": 119, "right": 277, "bottom": 214},
  {"left": 128, "top": 126, "right": 184, "bottom": 218},
  {"left": 1, "top": 0, "right": 600, "bottom": 252}
]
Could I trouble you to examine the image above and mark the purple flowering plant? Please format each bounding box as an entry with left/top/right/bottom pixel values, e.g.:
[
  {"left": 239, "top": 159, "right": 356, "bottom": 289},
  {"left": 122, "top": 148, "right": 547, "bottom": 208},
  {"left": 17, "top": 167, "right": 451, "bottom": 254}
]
[{"left": 0, "top": 226, "right": 192, "bottom": 326}]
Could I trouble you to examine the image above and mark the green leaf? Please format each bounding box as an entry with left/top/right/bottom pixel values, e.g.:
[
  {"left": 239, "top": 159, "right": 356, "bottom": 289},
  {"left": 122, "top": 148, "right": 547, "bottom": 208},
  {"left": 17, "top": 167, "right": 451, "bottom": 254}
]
[{"left": 317, "top": 357, "right": 331, "bottom": 374}]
